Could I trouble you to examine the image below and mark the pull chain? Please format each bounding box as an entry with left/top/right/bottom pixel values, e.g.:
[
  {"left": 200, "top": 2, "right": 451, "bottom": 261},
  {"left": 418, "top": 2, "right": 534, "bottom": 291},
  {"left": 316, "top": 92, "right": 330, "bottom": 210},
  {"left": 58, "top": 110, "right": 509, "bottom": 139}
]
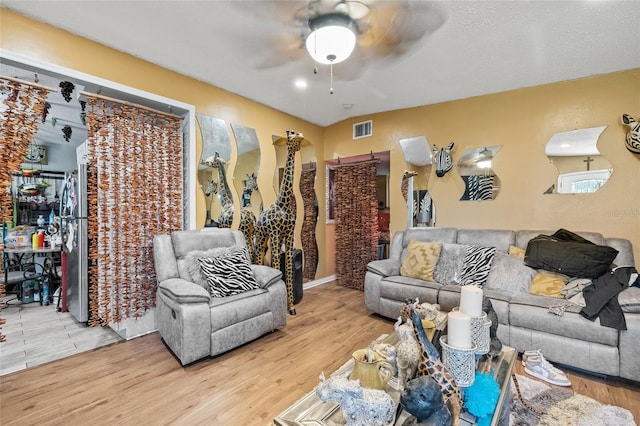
[{"left": 330, "top": 62, "right": 334, "bottom": 95}]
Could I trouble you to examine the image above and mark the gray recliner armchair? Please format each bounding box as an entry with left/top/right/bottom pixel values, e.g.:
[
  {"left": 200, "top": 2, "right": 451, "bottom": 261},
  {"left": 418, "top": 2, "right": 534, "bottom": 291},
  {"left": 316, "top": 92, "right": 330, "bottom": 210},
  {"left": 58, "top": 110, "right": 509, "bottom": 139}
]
[{"left": 153, "top": 228, "right": 287, "bottom": 365}]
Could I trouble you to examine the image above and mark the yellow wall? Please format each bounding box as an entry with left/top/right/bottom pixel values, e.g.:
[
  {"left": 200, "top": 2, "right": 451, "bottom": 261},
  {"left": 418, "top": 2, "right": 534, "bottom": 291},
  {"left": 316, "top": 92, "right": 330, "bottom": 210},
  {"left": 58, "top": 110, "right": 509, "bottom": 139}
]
[
  {"left": 1, "top": 8, "right": 328, "bottom": 277},
  {"left": 3, "top": 8, "right": 639, "bottom": 275},
  {"left": 324, "top": 69, "right": 640, "bottom": 266}
]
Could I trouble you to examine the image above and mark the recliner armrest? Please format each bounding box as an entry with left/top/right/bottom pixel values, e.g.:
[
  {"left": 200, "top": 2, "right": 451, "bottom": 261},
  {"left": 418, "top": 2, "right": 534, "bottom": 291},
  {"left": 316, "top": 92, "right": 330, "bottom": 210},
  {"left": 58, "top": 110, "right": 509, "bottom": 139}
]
[
  {"left": 251, "top": 264, "right": 284, "bottom": 289},
  {"left": 367, "top": 259, "right": 400, "bottom": 277},
  {"left": 158, "top": 278, "right": 210, "bottom": 304}
]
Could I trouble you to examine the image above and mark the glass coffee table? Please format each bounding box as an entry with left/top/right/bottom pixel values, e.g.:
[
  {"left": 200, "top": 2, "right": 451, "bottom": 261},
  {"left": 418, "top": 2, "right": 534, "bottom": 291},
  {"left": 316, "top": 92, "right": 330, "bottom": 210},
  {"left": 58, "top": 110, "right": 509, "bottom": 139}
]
[{"left": 273, "top": 333, "right": 517, "bottom": 426}]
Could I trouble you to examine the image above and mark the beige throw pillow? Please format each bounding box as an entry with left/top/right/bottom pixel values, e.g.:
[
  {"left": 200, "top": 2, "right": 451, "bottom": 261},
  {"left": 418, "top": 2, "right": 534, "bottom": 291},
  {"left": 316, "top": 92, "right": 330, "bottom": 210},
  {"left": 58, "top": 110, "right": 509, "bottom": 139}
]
[
  {"left": 401, "top": 240, "right": 442, "bottom": 282},
  {"left": 529, "top": 270, "right": 570, "bottom": 298}
]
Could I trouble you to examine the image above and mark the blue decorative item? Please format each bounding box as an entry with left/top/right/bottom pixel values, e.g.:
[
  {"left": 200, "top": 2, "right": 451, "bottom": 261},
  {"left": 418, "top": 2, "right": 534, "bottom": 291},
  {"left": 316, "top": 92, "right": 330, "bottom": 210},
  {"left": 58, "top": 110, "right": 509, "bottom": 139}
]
[
  {"left": 463, "top": 371, "right": 500, "bottom": 426},
  {"left": 400, "top": 375, "right": 452, "bottom": 425}
]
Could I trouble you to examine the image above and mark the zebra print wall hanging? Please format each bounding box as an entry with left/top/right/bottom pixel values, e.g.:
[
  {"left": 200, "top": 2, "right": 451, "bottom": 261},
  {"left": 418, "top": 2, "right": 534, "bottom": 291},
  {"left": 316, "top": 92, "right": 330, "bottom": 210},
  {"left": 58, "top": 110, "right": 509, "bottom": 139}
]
[
  {"left": 622, "top": 114, "right": 640, "bottom": 154},
  {"left": 456, "top": 145, "right": 502, "bottom": 201}
]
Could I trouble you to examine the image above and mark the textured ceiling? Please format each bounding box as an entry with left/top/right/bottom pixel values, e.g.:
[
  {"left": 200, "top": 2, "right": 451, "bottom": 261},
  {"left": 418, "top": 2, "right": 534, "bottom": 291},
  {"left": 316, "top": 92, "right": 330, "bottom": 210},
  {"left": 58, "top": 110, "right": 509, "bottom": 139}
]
[{"left": 3, "top": 1, "right": 640, "bottom": 128}]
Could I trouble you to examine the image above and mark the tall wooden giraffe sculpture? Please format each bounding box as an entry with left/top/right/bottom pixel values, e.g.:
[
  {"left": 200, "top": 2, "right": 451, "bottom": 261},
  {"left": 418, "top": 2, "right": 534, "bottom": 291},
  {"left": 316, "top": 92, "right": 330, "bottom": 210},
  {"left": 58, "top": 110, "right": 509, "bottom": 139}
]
[
  {"left": 205, "top": 152, "right": 234, "bottom": 228},
  {"left": 409, "top": 305, "right": 462, "bottom": 426},
  {"left": 254, "top": 130, "right": 308, "bottom": 315}
]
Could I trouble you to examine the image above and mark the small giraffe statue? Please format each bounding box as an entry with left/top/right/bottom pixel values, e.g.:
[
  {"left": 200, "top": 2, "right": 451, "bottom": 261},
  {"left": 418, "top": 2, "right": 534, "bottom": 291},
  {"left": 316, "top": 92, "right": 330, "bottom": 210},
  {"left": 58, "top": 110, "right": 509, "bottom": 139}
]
[
  {"left": 204, "top": 152, "right": 234, "bottom": 228},
  {"left": 401, "top": 170, "right": 418, "bottom": 203},
  {"left": 409, "top": 305, "right": 462, "bottom": 426},
  {"left": 241, "top": 173, "right": 258, "bottom": 208},
  {"left": 254, "top": 130, "right": 307, "bottom": 315}
]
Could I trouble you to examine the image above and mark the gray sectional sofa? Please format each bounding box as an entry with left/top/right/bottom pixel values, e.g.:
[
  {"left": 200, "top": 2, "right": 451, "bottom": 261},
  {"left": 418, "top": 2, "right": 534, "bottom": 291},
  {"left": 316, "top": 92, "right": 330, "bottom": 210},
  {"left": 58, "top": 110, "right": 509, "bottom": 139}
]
[{"left": 364, "top": 227, "right": 640, "bottom": 382}]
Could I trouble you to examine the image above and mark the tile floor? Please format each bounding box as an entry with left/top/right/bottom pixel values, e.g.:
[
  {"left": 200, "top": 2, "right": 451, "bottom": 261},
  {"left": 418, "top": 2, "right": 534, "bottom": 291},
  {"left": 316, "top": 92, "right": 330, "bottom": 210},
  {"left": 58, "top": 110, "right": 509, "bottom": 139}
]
[{"left": 0, "top": 297, "right": 123, "bottom": 376}]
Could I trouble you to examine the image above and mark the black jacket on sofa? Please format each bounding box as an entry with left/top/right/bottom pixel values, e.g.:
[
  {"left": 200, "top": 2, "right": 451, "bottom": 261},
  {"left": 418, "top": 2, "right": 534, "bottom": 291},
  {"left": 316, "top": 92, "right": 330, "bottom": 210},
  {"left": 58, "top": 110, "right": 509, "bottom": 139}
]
[
  {"left": 524, "top": 229, "right": 619, "bottom": 279},
  {"left": 580, "top": 266, "right": 639, "bottom": 330}
]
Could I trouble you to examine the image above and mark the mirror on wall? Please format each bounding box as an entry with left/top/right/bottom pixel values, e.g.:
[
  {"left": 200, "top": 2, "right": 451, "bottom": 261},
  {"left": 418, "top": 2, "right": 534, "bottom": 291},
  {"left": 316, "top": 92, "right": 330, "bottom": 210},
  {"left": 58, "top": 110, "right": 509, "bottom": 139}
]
[
  {"left": 399, "top": 136, "right": 434, "bottom": 227},
  {"left": 231, "top": 124, "right": 262, "bottom": 216},
  {"left": 544, "top": 126, "right": 611, "bottom": 194},
  {"left": 196, "top": 113, "right": 232, "bottom": 227},
  {"left": 457, "top": 145, "right": 502, "bottom": 201}
]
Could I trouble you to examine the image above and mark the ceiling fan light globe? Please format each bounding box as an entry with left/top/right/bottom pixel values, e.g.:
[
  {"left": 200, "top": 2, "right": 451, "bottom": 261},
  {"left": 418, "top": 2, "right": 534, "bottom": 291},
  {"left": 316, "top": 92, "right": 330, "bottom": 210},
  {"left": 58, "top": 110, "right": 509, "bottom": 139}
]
[{"left": 306, "top": 14, "right": 357, "bottom": 65}]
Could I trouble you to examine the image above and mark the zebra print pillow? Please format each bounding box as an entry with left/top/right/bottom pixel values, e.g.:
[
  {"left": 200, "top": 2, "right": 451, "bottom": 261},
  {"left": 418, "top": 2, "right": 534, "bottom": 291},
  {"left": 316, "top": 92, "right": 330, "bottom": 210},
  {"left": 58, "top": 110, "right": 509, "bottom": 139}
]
[
  {"left": 459, "top": 245, "right": 496, "bottom": 287},
  {"left": 198, "top": 248, "right": 259, "bottom": 298}
]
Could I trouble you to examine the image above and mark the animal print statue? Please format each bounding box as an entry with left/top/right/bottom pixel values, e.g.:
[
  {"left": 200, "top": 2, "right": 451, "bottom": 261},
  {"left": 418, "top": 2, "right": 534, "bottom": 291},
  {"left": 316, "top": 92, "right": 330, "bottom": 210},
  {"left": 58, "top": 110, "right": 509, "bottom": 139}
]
[
  {"left": 241, "top": 173, "right": 258, "bottom": 208},
  {"left": 203, "top": 152, "right": 234, "bottom": 228},
  {"left": 482, "top": 296, "right": 503, "bottom": 357},
  {"left": 401, "top": 170, "right": 418, "bottom": 202},
  {"left": 316, "top": 372, "right": 395, "bottom": 426},
  {"left": 621, "top": 113, "right": 640, "bottom": 154},
  {"left": 410, "top": 306, "right": 462, "bottom": 426},
  {"left": 204, "top": 179, "right": 217, "bottom": 197},
  {"left": 254, "top": 130, "right": 306, "bottom": 315},
  {"left": 394, "top": 316, "right": 420, "bottom": 389},
  {"left": 432, "top": 142, "right": 455, "bottom": 177}
]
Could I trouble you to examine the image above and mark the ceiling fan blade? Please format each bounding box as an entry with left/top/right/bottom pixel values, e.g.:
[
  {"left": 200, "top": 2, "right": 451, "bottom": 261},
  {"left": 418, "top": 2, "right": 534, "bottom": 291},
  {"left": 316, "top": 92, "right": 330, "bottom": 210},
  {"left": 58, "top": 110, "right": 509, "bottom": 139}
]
[{"left": 358, "top": 0, "right": 446, "bottom": 55}]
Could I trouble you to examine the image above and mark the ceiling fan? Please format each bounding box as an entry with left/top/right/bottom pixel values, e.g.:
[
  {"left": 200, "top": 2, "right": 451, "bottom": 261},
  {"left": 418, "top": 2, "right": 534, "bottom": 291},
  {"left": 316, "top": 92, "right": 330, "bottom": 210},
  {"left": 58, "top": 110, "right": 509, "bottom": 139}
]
[{"left": 244, "top": 0, "right": 446, "bottom": 81}]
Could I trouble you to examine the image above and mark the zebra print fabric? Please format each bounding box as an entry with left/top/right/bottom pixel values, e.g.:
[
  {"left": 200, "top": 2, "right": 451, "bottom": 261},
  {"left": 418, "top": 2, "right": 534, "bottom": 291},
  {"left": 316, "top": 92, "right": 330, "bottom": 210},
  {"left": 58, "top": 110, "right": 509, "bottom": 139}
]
[
  {"left": 460, "top": 245, "right": 496, "bottom": 287},
  {"left": 198, "top": 248, "right": 259, "bottom": 297},
  {"left": 461, "top": 175, "right": 494, "bottom": 201}
]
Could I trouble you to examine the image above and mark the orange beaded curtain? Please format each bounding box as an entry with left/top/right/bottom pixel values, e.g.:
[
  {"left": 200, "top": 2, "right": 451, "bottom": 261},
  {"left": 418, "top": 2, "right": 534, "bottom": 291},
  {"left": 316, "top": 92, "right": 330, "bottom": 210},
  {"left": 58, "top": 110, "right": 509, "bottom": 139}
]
[
  {"left": 332, "top": 159, "right": 379, "bottom": 290},
  {"left": 0, "top": 75, "right": 55, "bottom": 342},
  {"left": 84, "top": 93, "right": 183, "bottom": 326}
]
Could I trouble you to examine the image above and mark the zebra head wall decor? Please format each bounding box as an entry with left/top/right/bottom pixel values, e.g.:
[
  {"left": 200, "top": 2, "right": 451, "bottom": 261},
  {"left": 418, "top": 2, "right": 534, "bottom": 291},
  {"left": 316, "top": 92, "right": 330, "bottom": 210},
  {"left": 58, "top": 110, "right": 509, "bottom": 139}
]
[
  {"left": 432, "top": 142, "right": 455, "bottom": 177},
  {"left": 622, "top": 114, "right": 640, "bottom": 154}
]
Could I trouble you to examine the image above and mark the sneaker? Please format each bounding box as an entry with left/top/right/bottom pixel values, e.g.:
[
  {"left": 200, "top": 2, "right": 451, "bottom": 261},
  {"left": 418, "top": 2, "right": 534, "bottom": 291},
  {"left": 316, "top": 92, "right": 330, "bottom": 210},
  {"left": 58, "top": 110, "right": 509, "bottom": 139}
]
[
  {"left": 524, "top": 354, "right": 572, "bottom": 387},
  {"left": 522, "top": 349, "right": 563, "bottom": 373}
]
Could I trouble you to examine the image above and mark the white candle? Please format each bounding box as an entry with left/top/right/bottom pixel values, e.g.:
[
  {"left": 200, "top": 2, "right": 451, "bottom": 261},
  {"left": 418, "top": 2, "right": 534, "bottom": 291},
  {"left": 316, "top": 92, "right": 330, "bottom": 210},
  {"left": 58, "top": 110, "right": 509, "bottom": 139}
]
[
  {"left": 460, "top": 285, "right": 483, "bottom": 317},
  {"left": 447, "top": 311, "right": 472, "bottom": 349}
]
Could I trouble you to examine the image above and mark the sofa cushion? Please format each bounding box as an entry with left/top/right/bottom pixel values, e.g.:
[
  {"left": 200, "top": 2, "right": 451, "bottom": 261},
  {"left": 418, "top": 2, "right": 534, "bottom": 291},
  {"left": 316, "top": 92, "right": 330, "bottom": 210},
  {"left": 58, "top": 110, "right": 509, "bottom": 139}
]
[
  {"left": 184, "top": 245, "right": 240, "bottom": 288},
  {"left": 380, "top": 276, "right": 441, "bottom": 306},
  {"left": 199, "top": 248, "right": 260, "bottom": 297},
  {"left": 459, "top": 245, "right": 496, "bottom": 286},
  {"left": 456, "top": 229, "right": 515, "bottom": 252},
  {"left": 485, "top": 251, "right": 536, "bottom": 295},
  {"left": 529, "top": 270, "right": 569, "bottom": 298},
  {"left": 400, "top": 228, "right": 457, "bottom": 262},
  {"left": 209, "top": 288, "right": 271, "bottom": 330},
  {"left": 434, "top": 243, "right": 467, "bottom": 286},
  {"left": 509, "top": 294, "right": 619, "bottom": 346},
  {"left": 400, "top": 240, "right": 442, "bottom": 282}
]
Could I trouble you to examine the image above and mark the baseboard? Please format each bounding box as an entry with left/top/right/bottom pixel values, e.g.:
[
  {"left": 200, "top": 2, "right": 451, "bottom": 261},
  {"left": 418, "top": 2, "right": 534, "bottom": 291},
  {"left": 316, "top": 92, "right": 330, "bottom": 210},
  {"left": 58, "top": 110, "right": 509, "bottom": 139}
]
[
  {"left": 303, "top": 275, "right": 336, "bottom": 290},
  {"left": 109, "top": 307, "right": 158, "bottom": 340}
]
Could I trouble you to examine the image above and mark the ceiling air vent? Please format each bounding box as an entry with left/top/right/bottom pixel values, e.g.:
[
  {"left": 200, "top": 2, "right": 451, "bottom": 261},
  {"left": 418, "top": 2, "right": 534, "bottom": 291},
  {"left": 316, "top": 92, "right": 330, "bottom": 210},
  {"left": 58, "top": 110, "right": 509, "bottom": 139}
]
[{"left": 353, "top": 120, "right": 373, "bottom": 139}]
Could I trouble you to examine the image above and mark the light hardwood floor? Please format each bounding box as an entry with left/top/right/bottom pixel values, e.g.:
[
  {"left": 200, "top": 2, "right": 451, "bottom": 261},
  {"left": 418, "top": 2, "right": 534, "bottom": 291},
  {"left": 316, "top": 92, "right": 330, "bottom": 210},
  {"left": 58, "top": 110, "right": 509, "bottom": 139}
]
[{"left": 1, "top": 282, "right": 638, "bottom": 425}]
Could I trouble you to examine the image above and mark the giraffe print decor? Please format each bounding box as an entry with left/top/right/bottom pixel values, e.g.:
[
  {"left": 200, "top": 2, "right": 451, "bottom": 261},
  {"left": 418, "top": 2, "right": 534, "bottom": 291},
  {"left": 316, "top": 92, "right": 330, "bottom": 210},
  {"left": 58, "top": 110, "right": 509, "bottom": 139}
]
[
  {"left": 203, "top": 152, "right": 234, "bottom": 228},
  {"left": 409, "top": 305, "right": 462, "bottom": 426},
  {"left": 254, "top": 130, "right": 309, "bottom": 315}
]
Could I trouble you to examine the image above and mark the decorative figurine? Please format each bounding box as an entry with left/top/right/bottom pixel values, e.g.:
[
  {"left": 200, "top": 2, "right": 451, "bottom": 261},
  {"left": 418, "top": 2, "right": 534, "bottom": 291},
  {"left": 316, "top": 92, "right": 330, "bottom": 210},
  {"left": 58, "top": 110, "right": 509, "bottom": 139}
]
[
  {"left": 621, "top": 114, "right": 640, "bottom": 154},
  {"left": 316, "top": 372, "right": 395, "bottom": 426},
  {"left": 400, "top": 375, "right": 452, "bottom": 426},
  {"left": 432, "top": 142, "right": 455, "bottom": 177}
]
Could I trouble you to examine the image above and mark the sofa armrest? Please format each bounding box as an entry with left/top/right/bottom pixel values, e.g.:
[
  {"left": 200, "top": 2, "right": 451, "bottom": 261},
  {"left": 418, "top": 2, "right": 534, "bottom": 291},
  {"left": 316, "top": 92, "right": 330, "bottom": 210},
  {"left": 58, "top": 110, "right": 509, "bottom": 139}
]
[
  {"left": 620, "top": 287, "right": 640, "bottom": 314},
  {"left": 158, "top": 278, "right": 210, "bottom": 304},
  {"left": 251, "top": 264, "right": 284, "bottom": 289},
  {"left": 367, "top": 259, "right": 400, "bottom": 277}
]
